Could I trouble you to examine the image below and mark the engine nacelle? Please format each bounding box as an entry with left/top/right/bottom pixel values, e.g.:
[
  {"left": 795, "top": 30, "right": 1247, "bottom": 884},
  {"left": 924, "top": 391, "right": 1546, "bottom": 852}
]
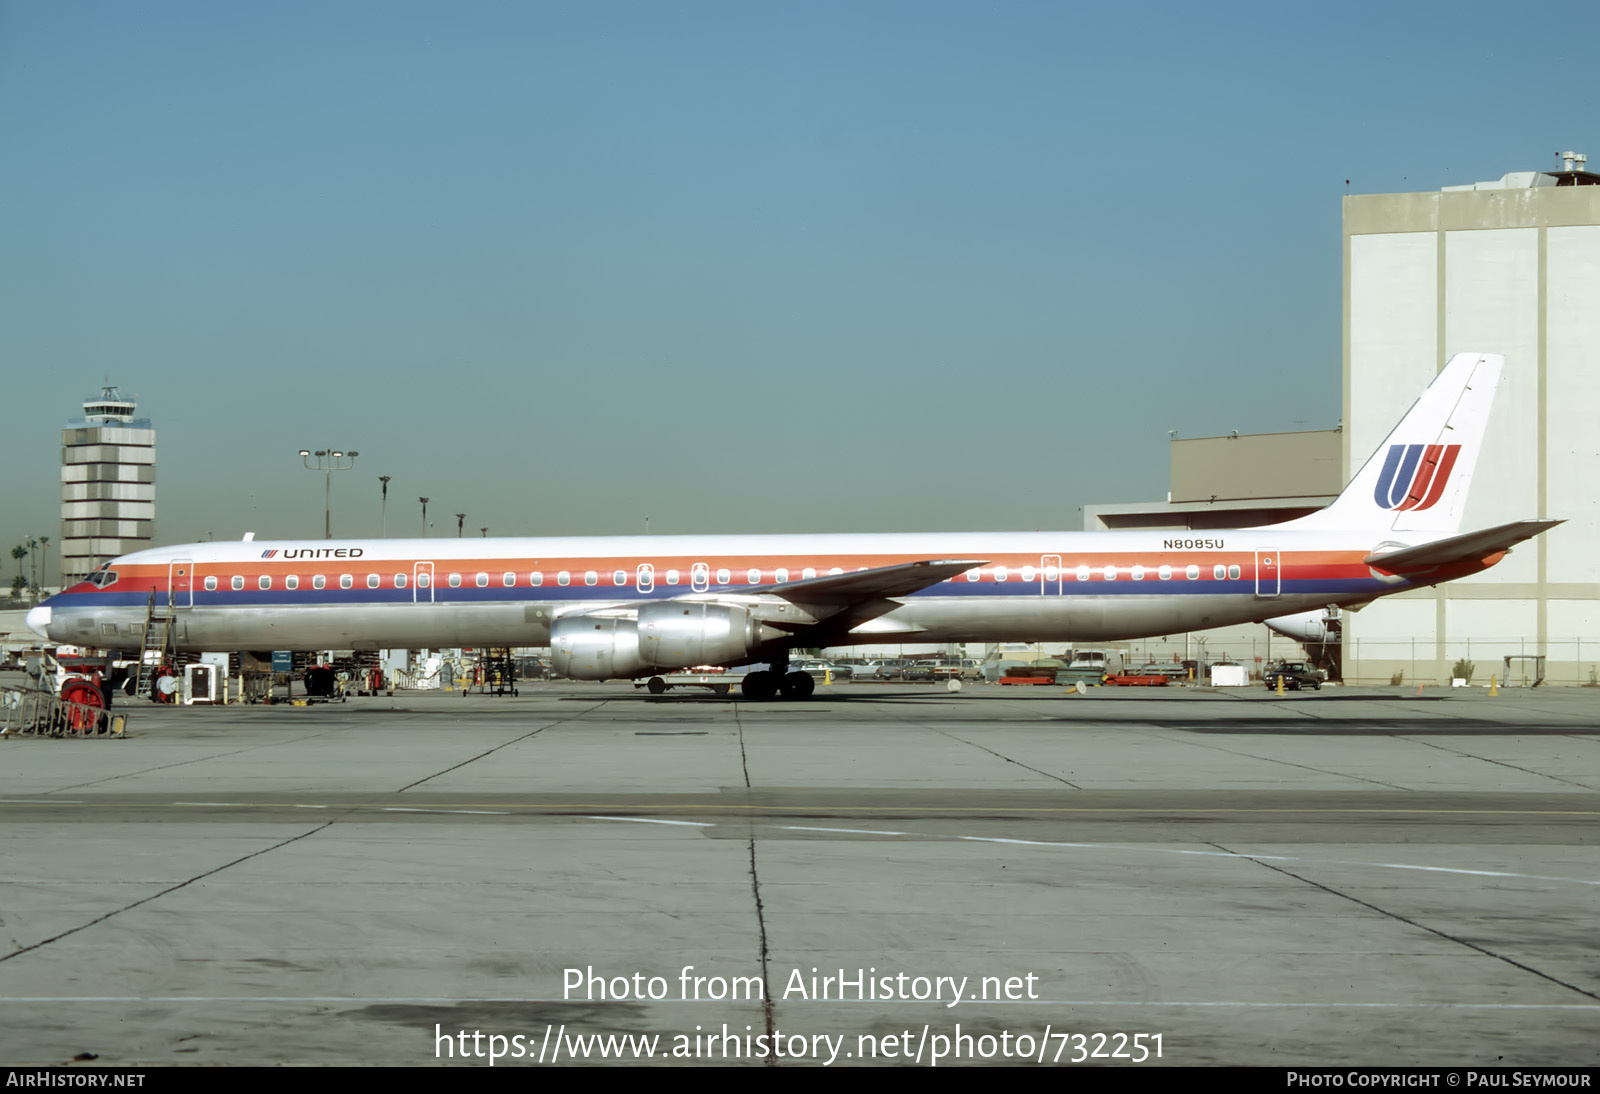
[
  {"left": 1263, "top": 609, "right": 1341, "bottom": 645},
  {"left": 551, "top": 616, "right": 642, "bottom": 680},
  {"left": 638, "top": 602, "right": 769, "bottom": 669},
  {"left": 552, "top": 603, "right": 779, "bottom": 679}
]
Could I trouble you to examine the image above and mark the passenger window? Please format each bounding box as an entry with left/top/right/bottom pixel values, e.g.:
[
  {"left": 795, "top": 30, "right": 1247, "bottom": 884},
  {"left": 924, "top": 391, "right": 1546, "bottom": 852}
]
[
  {"left": 1021, "top": 565, "right": 1036, "bottom": 582},
  {"left": 341, "top": 575, "right": 353, "bottom": 589},
  {"left": 259, "top": 575, "right": 271, "bottom": 590},
  {"left": 232, "top": 575, "right": 244, "bottom": 591},
  {"left": 802, "top": 568, "right": 816, "bottom": 580},
  {"left": 829, "top": 567, "right": 842, "bottom": 576},
  {"left": 448, "top": 573, "right": 461, "bottom": 588},
  {"left": 1102, "top": 565, "right": 1117, "bottom": 581},
  {"left": 558, "top": 571, "right": 571, "bottom": 586},
  {"left": 613, "top": 570, "right": 627, "bottom": 586},
  {"left": 1186, "top": 565, "right": 1199, "bottom": 580},
  {"left": 1131, "top": 565, "right": 1144, "bottom": 581},
  {"left": 965, "top": 568, "right": 982, "bottom": 581},
  {"left": 367, "top": 574, "right": 379, "bottom": 589},
  {"left": 396, "top": 574, "right": 408, "bottom": 588},
  {"left": 531, "top": 572, "right": 543, "bottom": 586},
  {"left": 312, "top": 575, "right": 325, "bottom": 590},
  {"left": 775, "top": 568, "right": 789, "bottom": 583},
  {"left": 665, "top": 570, "right": 679, "bottom": 585},
  {"left": 1228, "top": 564, "right": 1241, "bottom": 580},
  {"left": 418, "top": 573, "right": 431, "bottom": 589},
  {"left": 204, "top": 576, "right": 217, "bottom": 591},
  {"left": 286, "top": 575, "right": 299, "bottom": 590},
  {"left": 1158, "top": 565, "right": 1172, "bottom": 581},
  {"left": 1076, "top": 565, "right": 1090, "bottom": 582},
  {"left": 994, "top": 565, "right": 1008, "bottom": 582},
  {"left": 1213, "top": 565, "right": 1226, "bottom": 580},
  {"left": 503, "top": 572, "right": 516, "bottom": 587},
  {"left": 584, "top": 571, "right": 597, "bottom": 586},
  {"left": 746, "top": 568, "right": 761, "bottom": 584},
  {"left": 476, "top": 573, "right": 488, "bottom": 588},
  {"left": 716, "top": 568, "right": 731, "bottom": 584}
]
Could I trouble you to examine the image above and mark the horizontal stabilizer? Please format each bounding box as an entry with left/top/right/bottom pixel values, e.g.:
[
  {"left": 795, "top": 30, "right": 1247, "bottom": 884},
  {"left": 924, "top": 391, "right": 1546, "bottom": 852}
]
[{"left": 1363, "top": 519, "right": 1562, "bottom": 575}]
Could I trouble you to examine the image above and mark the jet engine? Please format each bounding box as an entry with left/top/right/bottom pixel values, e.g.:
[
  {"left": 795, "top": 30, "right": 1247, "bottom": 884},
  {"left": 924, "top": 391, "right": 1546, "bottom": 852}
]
[
  {"left": 551, "top": 616, "right": 641, "bottom": 680},
  {"left": 1263, "top": 609, "right": 1341, "bottom": 645},
  {"left": 552, "top": 603, "right": 779, "bottom": 679}
]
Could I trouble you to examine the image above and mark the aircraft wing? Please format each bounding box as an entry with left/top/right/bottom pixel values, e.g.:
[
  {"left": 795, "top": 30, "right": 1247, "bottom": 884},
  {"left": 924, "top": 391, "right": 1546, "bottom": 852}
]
[
  {"left": 1364, "top": 519, "right": 1563, "bottom": 575},
  {"left": 557, "top": 558, "right": 984, "bottom": 640},
  {"left": 755, "top": 558, "right": 985, "bottom": 639},
  {"left": 765, "top": 559, "right": 983, "bottom": 605}
]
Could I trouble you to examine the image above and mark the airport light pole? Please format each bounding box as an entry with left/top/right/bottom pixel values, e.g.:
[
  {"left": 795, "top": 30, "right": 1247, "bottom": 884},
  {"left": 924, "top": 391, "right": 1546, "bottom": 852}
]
[
  {"left": 419, "top": 497, "right": 430, "bottom": 536},
  {"left": 379, "top": 476, "right": 391, "bottom": 537},
  {"left": 456, "top": 513, "right": 465, "bottom": 537},
  {"left": 299, "top": 449, "right": 359, "bottom": 540}
]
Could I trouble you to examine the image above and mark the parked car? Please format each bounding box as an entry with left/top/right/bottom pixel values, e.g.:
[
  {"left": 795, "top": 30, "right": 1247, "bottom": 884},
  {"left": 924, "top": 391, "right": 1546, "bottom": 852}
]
[
  {"left": 793, "top": 660, "right": 852, "bottom": 682},
  {"left": 1264, "top": 660, "right": 1323, "bottom": 691}
]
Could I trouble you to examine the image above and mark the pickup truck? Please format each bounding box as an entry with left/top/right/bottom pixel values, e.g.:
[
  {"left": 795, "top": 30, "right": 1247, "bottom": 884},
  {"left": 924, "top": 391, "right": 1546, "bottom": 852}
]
[{"left": 1263, "top": 661, "right": 1323, "bottom": 691}]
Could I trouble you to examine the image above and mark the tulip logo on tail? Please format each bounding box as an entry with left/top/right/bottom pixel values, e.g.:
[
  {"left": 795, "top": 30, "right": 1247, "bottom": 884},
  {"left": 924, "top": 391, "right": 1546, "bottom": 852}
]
[{"left": 1373, "top": 444, "right": 1461, "bottom": 511}]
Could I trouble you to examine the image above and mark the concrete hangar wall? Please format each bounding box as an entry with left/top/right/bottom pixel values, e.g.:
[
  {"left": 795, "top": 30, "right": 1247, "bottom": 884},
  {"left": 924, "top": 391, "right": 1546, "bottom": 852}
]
[{"left": 1344, "top": 170, "right": 1600, "bottom": 685}]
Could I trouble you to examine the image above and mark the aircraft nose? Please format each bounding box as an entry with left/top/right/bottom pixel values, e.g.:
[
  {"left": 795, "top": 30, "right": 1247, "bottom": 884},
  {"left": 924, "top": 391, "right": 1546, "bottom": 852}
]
[{"left": 25, "top": 604, "right": 52, "bottom": 640}]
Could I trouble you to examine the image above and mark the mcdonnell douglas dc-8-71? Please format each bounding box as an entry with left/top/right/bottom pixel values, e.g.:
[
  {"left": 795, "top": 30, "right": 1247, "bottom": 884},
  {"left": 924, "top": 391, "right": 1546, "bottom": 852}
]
[{"left": 28, "top": 353, "right": 1558, "bottom": 699}]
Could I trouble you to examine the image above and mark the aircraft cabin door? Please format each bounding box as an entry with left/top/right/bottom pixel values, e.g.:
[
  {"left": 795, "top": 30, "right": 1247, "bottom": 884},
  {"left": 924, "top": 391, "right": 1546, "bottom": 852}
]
[
  {"left": 1254, "top": 548, "right": 1280, "bottom": 599},
  {"left": 168, "top": 559, "right": 194, "bottom": 609},
  {"left": 414, "top": 561, "right": 435, "bottom": 603},
  {"left": 1040, "top": 554, "right": 1062, "bottom": 596}
]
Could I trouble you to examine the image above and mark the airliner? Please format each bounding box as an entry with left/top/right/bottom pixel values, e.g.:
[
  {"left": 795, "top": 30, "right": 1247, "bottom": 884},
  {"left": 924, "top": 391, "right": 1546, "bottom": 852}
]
[{"left": 27, "top": 353, "right": 1558, "bottom": 699}]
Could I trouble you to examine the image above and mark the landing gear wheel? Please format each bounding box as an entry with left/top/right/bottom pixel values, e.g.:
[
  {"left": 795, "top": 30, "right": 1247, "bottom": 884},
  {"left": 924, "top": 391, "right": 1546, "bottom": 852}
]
[
  {"left": 647, "top": 676, "right": 668, "bottom": 695},
  {"left": 780, "top": 671, "right": 815, "bottom": 700},
  {"left": 740, "top": 671, "right": 778, "bottom": 701}
]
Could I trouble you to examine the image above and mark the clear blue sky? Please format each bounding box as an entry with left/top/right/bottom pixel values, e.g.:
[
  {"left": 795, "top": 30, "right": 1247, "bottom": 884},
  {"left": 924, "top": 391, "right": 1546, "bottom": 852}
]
[{"left": 3, "top": 0, "right": 1593, "bottom": 562}]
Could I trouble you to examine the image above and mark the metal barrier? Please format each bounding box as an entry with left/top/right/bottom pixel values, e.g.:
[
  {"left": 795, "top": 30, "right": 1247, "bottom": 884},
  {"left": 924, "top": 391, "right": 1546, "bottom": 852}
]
[{"left": 1, "top": 687, "right": 128, "bottom": 738}]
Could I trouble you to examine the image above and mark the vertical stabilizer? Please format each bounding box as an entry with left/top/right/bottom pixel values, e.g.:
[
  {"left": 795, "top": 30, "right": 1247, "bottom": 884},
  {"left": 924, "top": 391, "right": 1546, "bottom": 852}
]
[{"left": 1271, "top": 352, "right": 1503, "bottom": 533}]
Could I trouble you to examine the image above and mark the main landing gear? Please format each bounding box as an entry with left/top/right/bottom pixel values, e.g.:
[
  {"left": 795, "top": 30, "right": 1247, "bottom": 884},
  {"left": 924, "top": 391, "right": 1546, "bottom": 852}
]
[
  {"left": 738, "top": 651, "right": 814, "bottom": 701},
  {"left": 739, "top": 670, "right": 814, "bottom": 701}
]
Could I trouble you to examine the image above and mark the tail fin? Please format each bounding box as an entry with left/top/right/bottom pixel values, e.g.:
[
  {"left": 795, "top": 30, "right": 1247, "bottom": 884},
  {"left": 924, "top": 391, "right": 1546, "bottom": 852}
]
[{"left": 1272, "top": 352, "right": 1503, "bottom": 533}]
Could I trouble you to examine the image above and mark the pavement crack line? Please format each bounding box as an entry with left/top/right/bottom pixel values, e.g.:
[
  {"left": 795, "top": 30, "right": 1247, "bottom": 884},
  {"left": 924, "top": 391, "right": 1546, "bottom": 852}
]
[
  {"left": 45, "top": 732, "right": 336, "bottom": 793},
  {"left": 1400, "top": 735, "right": 1596, "bottom": 790},
  {"left": 731, "top": 703, "right": 776, "bottom": 1065},
  {"left": 0, "top": 820, "right": 338, "bottom": 966},
  {"left": 1137, "top": 728, "right": 1412, "bottom": 789},
  {"left": 395, "top": 700, "right": 611, "bottom": 792},
  {"left": 880, "top": 706, "right": 1084, "bottom": 789},
  {"left": 1207, "top": 840, "right": 1600, "bottom": 1003}
]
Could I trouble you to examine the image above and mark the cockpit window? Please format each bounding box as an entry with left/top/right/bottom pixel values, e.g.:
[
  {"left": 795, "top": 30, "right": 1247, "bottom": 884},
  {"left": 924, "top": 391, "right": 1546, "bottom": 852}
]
[{"left": 89, "top": 571, "right": 119, "bottom": 588}]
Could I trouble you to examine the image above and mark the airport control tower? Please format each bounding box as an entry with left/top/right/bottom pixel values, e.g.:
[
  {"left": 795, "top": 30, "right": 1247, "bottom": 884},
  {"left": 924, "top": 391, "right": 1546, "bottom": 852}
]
[{"left": 60, "top": 385, "right": 156, "bottom": 585}]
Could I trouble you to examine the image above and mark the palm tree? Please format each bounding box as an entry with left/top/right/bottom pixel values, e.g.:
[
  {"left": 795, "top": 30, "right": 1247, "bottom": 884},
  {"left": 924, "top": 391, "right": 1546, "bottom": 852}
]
[
  {"left": 10, "top": 544, "right": 24, "bottom": 585},
  {"left": 38, "top": 535, "right": 50, "bottom": 593}
]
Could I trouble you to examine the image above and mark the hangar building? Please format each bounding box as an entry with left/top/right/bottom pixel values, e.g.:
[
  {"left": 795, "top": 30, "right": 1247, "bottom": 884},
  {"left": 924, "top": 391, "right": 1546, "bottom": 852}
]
[{"left": 1343, "top": 154, "right": 1600, "bottom": 685}]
